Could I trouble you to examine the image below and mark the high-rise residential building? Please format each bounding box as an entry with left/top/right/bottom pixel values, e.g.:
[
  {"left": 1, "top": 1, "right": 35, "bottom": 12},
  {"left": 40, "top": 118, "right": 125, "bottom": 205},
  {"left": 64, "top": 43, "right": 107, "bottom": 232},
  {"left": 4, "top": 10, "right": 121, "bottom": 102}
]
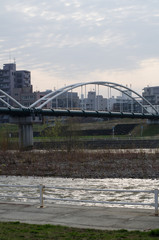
[
  {"left": 0, "top": 63, "right": 16, "bottom": 96},
  {"left": 0, "top": 63, "right": 31, "bottom": 97},
  {"left": 15, "top": 70, "right": 31, "bottom": 88},
  {"left": 0, "top": 63, "right": 55, "bottom": 109},
  {"left": 0, "top": 63, "right": 31, "bottom": 107}
]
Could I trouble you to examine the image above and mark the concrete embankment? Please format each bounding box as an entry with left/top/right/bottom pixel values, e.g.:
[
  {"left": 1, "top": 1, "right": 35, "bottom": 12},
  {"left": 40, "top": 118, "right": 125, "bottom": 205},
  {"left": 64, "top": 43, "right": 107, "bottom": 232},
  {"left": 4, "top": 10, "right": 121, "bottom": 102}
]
[{"left": 34, "top": 139, "right": 159, "bottom": 149}]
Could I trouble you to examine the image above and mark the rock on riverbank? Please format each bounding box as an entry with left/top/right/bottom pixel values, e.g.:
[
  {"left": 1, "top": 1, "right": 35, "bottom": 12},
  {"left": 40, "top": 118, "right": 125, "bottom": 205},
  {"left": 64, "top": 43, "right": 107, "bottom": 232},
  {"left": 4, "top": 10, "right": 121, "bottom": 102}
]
[{"left": 0, "top": 150, "right": 159, "bottom": 179}]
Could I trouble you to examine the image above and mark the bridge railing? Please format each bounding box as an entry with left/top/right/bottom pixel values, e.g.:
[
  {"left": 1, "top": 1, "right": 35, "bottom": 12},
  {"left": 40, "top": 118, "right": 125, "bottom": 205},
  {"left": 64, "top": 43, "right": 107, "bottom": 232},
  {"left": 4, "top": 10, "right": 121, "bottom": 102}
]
[{"left": 0, "top": 184, "right": 158, "bottom": 216}]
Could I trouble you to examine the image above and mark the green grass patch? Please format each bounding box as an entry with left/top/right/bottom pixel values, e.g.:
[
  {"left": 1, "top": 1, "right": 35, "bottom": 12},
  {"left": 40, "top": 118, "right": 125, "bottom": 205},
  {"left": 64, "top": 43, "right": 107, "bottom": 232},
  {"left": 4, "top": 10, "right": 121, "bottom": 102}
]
[
  {"left": 0, "top": 123, "right": 18, "bottom": 132},
  {"left": 0, "top": 222, "right": 159, "bottom": 240},
  {"left": 142, "top": 124, "right": 159, "bottom": 137}
]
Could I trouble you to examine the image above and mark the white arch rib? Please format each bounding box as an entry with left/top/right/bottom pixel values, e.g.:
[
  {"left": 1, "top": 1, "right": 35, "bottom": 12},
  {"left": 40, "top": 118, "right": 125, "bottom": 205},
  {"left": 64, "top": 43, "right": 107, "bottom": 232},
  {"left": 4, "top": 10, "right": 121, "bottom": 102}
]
[
  {"left": 30, "top": 81, "right": 158, "bottom": 114},
  {"left": 0, "top": 89, "right": 25, "bottom": 108}
]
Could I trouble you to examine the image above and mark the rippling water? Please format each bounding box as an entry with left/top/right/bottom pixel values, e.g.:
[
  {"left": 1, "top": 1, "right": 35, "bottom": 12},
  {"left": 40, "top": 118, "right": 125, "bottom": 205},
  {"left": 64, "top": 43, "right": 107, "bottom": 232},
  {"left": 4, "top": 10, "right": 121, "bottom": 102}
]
[{"left": 0, "top": 176, "right": 158, "bottom": 209}]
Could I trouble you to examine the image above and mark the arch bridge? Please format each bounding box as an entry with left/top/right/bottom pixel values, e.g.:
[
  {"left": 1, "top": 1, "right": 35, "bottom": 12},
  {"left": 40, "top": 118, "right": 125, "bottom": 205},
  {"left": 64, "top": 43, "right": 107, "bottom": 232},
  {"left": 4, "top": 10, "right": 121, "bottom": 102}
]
[{"left": 0, "top": 81, "right": 158, "bottom": 148}]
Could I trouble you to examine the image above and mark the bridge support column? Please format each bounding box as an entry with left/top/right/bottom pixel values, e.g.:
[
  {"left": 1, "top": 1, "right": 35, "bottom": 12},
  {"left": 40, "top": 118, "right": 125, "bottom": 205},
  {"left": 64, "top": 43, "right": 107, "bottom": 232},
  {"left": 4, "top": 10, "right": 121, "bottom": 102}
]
[
  {"left": 19, "top": 124, "right": 33, "bottom": 149},
  {"left": 10, "top": 116, "right": 43, "bottom": 150}
]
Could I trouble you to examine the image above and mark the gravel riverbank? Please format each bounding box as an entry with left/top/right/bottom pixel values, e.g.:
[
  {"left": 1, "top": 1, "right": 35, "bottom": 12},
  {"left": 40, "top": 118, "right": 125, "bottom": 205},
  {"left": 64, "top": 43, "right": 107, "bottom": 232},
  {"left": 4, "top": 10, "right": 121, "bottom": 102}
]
[{"left": 0, "top": 150, "right": 159, "bottom": 179}]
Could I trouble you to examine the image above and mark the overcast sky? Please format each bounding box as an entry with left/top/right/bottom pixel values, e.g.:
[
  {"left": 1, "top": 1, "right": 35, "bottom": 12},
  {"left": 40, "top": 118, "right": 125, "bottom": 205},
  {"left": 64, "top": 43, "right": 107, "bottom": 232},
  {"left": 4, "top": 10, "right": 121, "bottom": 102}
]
[{"left": 0, "top": 0, "right": 159, "bottom": 94}]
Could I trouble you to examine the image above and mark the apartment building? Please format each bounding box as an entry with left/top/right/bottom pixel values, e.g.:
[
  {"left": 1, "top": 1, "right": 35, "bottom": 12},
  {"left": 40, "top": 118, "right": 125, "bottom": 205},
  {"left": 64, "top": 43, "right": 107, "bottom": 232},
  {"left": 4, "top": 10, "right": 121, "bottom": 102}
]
[
  {"left": 0, "top": 63, "right": 31, "bottom": 95},
  {"left": 15, "top": 70, "right": 31, "bottom": 88},
  {"left": 142, "top": 86, "right": 159, "bottom": 105},
  {"left": 0, "top": 63, "right": 53, "bottom": 109},
  {"left": 52, "top": 91, "right": 80, "bottom": 109},
  {"left": 12, "top": 86, "right": 35, "bottom": 107},
  {"left": 80, "top": 91, "right": 107, "bottom": 111},
  {"left": 0, "top": 63, "right": 16, "bottom": 96},
  {"left": 34, "top": 90, "right": 52, "bottom": 109}
]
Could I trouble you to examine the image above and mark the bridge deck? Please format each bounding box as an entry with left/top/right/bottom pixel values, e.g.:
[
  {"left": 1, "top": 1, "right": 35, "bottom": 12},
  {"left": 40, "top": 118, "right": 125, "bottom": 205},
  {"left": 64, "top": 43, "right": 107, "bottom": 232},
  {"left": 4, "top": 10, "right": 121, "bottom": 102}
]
[{"left": 0, "top": 107, "right": 159, "bottom": 119}]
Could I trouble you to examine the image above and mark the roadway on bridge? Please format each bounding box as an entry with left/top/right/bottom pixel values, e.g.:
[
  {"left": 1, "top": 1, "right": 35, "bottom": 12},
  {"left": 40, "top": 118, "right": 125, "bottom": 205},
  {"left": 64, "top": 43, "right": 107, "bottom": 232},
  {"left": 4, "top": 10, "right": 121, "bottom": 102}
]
[{"left": 0, "top": 202, "right": 158, "bottom": 231}]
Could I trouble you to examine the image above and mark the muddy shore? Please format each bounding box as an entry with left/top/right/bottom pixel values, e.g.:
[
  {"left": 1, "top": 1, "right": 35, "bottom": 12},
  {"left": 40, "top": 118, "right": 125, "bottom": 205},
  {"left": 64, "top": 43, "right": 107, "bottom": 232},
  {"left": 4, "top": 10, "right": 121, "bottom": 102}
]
[{"left": 0, "top": 150, "right": 159, "bottom": 179}]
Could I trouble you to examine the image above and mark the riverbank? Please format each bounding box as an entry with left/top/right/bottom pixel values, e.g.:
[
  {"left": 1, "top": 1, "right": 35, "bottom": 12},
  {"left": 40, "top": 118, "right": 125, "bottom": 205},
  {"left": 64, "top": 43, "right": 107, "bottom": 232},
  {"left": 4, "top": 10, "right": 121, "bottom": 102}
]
[
  {"left": 0, "top": 204, "right": 159, "bottom": 233},
  {"left": 0, "top": 149, "right": 159, "bottom": 178},
  {"left": 34, "top": 138, "right": 159, "bottom": 150}
]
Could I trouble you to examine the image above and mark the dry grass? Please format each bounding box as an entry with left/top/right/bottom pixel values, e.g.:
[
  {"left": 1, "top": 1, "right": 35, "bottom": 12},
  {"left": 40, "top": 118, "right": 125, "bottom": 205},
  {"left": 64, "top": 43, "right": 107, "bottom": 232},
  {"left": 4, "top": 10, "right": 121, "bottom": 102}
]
[{"left": 0, "top": 149, "right": 159, "bottom": 178}]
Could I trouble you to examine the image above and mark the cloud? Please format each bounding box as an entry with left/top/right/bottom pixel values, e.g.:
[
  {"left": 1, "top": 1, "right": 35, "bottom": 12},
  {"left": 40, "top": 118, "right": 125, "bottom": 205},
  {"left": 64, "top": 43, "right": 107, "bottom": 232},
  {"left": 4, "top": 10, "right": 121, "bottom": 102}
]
[
  {"left": 27, "top": 57, "right": 159, "bottom": 98},
  {"left": 0, "top": 0, "right": 159, "bottom": 93},
  {"left": 79, "top": 58, "right": 159, "bottom": 94},
  {"left": 5, "top": 3, "right": 39, "bottom": 18}
]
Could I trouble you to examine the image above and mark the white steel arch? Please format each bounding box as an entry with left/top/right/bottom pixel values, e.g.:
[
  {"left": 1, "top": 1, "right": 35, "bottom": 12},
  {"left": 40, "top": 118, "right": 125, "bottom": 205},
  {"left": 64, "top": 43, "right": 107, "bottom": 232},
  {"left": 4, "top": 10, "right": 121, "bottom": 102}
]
[
  {"left": 30, "top": 81, "right": 158, "bottom": 114},
  {"left": 0, "top": 89, "right": 25, "bottom": 108}
]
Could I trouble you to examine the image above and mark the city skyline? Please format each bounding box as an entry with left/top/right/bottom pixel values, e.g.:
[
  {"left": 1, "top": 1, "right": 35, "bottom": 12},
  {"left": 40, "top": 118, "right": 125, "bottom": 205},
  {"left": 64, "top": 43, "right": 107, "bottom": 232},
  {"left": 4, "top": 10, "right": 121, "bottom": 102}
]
[
  {"left": 0, "top": 62, "right": 159, "bottom": 115},
  {"left": 0, "top": 0, "right": 159, "bottom": 94}
]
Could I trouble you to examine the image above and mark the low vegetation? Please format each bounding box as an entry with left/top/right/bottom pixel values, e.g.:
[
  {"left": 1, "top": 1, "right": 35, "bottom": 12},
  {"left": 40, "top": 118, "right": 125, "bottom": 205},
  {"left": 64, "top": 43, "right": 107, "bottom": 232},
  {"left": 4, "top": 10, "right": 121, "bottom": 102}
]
[
  {"left": 1, "top": 119, "right": 159, "bottom": 150},
  {"left": 142, "top": 124, "right": 159, "bottom": 137},
  {"left": 0, "top": 222, "right": 159, "bottom": 240},
  {"left": 0, "top": 149, "right": 159, "bottom": 178}
]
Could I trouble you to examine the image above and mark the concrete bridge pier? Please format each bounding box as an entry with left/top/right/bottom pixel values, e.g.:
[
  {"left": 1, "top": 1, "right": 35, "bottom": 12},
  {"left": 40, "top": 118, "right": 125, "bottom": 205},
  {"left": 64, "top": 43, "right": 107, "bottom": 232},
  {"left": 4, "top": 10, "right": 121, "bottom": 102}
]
[
  {"left": 19, "top": 123, "right": 33, "bottom": 149},
  {"left": 10, "top": 116, "right": 43, "bottom": 150}
]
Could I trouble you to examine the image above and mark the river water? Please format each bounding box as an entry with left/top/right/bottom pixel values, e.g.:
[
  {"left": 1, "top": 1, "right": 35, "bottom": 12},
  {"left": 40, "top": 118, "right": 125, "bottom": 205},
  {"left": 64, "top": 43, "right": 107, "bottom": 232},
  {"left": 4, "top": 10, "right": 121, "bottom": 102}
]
[{"left": 0, "top": 176, "right": 158, "bottom": 209}]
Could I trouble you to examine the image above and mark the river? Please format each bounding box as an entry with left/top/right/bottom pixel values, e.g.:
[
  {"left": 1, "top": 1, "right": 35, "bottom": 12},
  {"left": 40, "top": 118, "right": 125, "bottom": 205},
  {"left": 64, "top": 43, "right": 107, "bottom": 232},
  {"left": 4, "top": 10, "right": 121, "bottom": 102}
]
[{"left": 0, "top": 176, "right": 158, "bottom": 209}]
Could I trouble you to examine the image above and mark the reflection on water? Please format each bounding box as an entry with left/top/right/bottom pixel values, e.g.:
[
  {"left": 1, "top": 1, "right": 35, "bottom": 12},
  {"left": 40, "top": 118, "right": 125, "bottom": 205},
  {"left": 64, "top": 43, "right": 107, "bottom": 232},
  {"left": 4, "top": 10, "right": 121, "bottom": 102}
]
[{"left": 0, "top": 176, "right": 158, "bottom": 209}]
